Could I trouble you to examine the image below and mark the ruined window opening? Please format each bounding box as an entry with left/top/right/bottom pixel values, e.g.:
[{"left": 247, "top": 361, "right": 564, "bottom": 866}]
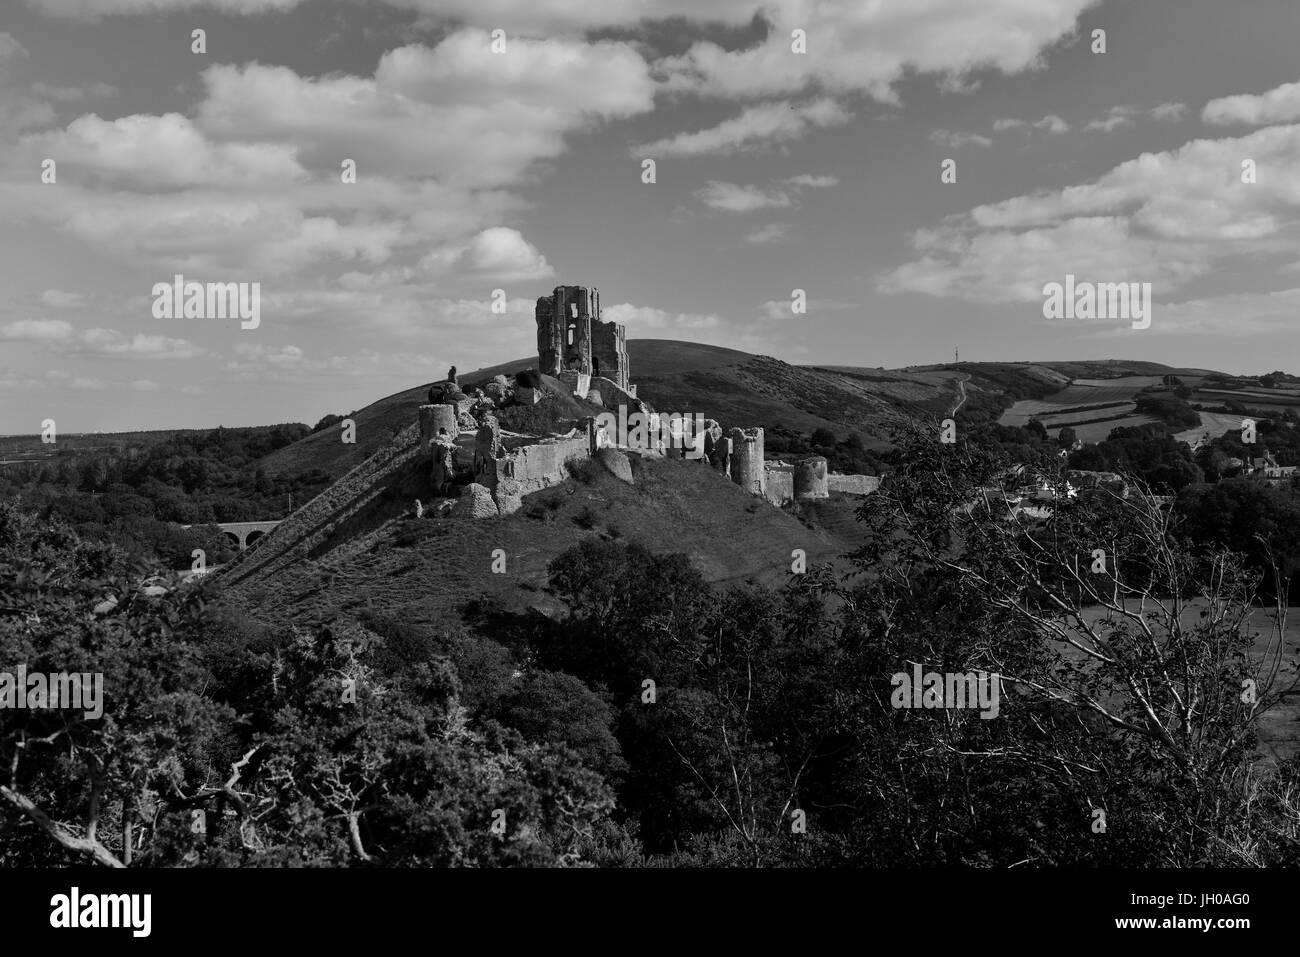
[{"left": 567, "top": 323, "right": 575, "bottom": 346}]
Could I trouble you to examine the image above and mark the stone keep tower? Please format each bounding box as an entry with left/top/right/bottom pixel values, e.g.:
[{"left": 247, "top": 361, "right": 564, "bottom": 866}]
[{"left": 535, "top": 285, "right": 629, "bottom": 391}]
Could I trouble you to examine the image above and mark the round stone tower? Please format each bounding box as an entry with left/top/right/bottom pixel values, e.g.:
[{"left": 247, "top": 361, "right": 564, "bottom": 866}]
[
  {"left": 793, "top": 455, "right": 829, "bottom": 499},
  {"left": 728, "top": 427, "right": 765, "bottom": 495},
  {"left": 418, "top": 403, "right": 459, "bottom": 454}
]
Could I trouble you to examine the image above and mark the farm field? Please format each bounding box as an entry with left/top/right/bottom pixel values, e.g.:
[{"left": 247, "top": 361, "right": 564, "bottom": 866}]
[
  {"left": 1175, "top": 412, "right": 1243, "bottom": 445},
  {"left": 1195, "top": 388, "right": 1300, "bottom": 409},
  {"left": 1000, "top": 376, "right": 1166, "bottom": 436},
  {"left": 1055, "top": 415, "right": 1158, "bottom": 443}
]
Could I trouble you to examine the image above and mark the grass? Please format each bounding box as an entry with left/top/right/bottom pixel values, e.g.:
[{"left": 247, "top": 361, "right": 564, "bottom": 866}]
[{"left": 223, "top": 454, "right": 860, "bottom": 629}]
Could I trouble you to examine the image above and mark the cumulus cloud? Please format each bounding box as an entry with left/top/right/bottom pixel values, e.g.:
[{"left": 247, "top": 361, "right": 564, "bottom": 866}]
[
  {"left": 0, "top": 32, "right": 28, "bottom": 61},
  {"left": 992, "top": 114, "right": 1070, "bottom": 134},
  {"left": 654, "top": 0, "right": 1098, "bottom": 101},
  {"left": 696, "top": 173, "right": 838, "bottom": 213},
  {"left": 62, "top": 328, "right": 208, "bottom": 360},
  {"left": 784, "top": 174, "right": 838, "bottom": 188},
  {"left": 0, "top": 318, "right": 74, "bottom": 340},
  {"left": 1149, "top": 101, "right": 1188, "bottom": 123},
  {"left": 603, "top": 303, "right": 724, "bottom": 332},
  {"left": 2, "top": 29, "right": 652, "bottom": 283},
  {"left": 1085, "top": 105, "right": 1139, "bottom": 133},
  {"left": 696, "top": 181, "right": 792, "bottom": 213},
  {"left": 30, "top": 81, "right": 118, "bottom": 101},
  {"left": 929, "top": 129, "right": 993, "bottom": 148},
  {"left": 21, "top": 112, "right": 307, "bottom": 189},
  {"left": 1034, "top": 114, "right": 1070, "bottom": 133},
  {"left": 197, "top": 33, "right": 653, "bottom": 187},
  {"left": 1083, "top": 103, "right": 1184, "bottom": 133},
  {"left": 878, "top": 123, "right": 1300, "bottom": 305},
  {"left": 419, "top": 227, "right": 553, "bottom": 281},
  {"left": 634, "top": 99, "right": 850, "bottom": 157},
  {"left": 1204, "top": 81, "right": 1300, "bottom": 126},
  {"left": 743, "top": 223, "right": 791, "bottom": 244},
  {"left": 24, "top": 0, "right": 301, "bottom": 18},
  {"left": 39, "top": 290, "right": 87, "bottom": 308}
]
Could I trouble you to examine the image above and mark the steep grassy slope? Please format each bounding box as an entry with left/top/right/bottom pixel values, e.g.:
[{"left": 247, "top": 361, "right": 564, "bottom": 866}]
[{"left": 223, "top": 454, "right": 864, "bottom": 628}]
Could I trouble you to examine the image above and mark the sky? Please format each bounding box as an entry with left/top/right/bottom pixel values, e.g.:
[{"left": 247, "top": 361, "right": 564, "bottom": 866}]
[{"left": 2, "top": 0, "right": 1300, "bottom": 433}]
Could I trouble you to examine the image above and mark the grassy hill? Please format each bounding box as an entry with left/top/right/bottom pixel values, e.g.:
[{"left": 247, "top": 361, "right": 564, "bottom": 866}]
[
  {"left": 259, "top": 340, "right": 967, "bottom": 480},
  {"left": 225, "top": 453, "right": 868, "bottom": 628}
]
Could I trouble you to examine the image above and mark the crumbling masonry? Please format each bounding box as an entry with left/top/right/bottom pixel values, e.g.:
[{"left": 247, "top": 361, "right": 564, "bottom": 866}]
[
  {"left": 420, "top": 282, "right": 880, "bottom": 518},
  {"left": 536, "top": 285, "right": 629, "bottom": 392}
]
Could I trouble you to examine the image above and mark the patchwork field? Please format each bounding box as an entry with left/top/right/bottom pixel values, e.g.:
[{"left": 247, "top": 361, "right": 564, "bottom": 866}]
[
  {"left": 999, "top": 376, "right": 1168, "bottom": 439},
  {"left": 997, "top": 373, "right": 1277, "bottom": 444}
]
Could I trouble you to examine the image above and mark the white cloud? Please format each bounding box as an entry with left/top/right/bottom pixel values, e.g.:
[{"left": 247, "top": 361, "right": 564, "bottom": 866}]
[
  {"left": 419, "top": 227, "right": 553, "bottom": 281},
  {"left": 1085, "top": 105, "right": 1139, "bottom": 133},
  {"left": 3, "top": 29, "right": 649, "bottom": 283},
  {"left": 1204, "top": 81, "right": 1300, "bottom": 127},
  {"left": 784, "top": 174, "right": 838, "bottom": 188},
  {"left": 634, "top": 99, "right": 850, "bottom": 157},
  {"left": 929, "top": 129, "right": 993, "bottom": 148},
  {"left": 1149, "top": 101, "right": 1188, "bottom": 123},
  {"left": 22, "top": 113, "right": 310, "bottom": 190},
  {"left": 878, "top": 123, "right": 1300, "bottom": 305},
  {"left": 0, "top": 318, "right": 74, "bottom": 340},
  {"left": 63, "top": 328, "right": 208, "bottom": 360},
  {"left": 743, "top": 223, "right": 791, "bottom": 244},
  {"left": 1034, "top": 114, "right": 1070, "bottom": 133},
  {"left": 654, "top": 0, "right": 1099, "bottom": 102},
  {"left": 39, "top": 290, "right": 87, "bottom": 308},
  {"left": 696, "top": 173, "right": 839, "bottom": 214},
  {"left": 603, "top": 303, "right": 723, "bottom": 332},
  {"left": 993, "top": 114, "right": 1070, "bottom": 134},
  {"left": 23, "top": 0, "right": 301, "bottom": 17},
  {"left": 695, "top": 181, "right": 792, "bottom": 213},
  {"left": 0, "top": 33, "right": 29, "bottom": 62},
  {"left": 30, "top": 81, "right": 118, "bottom": 101},
  {"left": 198, "top": 33, "right": 653, "bottom": 187}
]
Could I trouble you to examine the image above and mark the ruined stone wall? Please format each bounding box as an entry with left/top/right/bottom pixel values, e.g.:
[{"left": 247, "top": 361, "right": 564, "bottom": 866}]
[
  {"left": 591, "top": 318, "right": 628, "bottom": 390},
  {"left": 794, "top": 456, "right": 829, "bottom": 500},
  {"left": 553, "top": 285, "right": 596, "bottom": 375},
  {"left": 586, "top": 376, "right": 648, "bottom": 415},
  {"left": 764, "top": 463, "right": 794, "bottom": 505},
  {"left": 535, "top": 296, "right": 560, "bottom": 377},
  {"left": 535, "top": 285, "right": 628, "bottom": 387},
  {"left": 827, "top": 473, "right": 881, "bottom": 495},
  {"left": 729, "top": 427, "right": 765, "bottom": 495},
  {"left": 219, "top": 422, "right": 423, "bottom": 591},
  {"left": 558, "top": 371, "right": 591, "bottom": 397},
  {"left": 478, "top": 433, "right": 590, "bottom": 494}
]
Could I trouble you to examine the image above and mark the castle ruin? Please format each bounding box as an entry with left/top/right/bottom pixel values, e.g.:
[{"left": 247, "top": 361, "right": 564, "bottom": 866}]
[
  {"left": 536, "top": 285, "right": 629, "bottom": 393},
  {"left": 415, "top": 281, "right": 878, "bottom": 518}
]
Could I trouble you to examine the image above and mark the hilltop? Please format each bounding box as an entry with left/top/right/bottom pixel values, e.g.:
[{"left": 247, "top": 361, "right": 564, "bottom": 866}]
[
  {"left": 257, "top": 347, "right": 1257, "bottom": 483},
  {"left": 222, "top": 448, "right": 866, "bottom": 626},
  {"left": 257, "top": 340, "right": 969, "bottom": 480}
]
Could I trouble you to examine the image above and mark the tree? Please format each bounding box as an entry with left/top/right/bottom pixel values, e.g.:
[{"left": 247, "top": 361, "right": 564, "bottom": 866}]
[{"left": 849, "top": 426, "right": 1298, "bottom": 864}]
